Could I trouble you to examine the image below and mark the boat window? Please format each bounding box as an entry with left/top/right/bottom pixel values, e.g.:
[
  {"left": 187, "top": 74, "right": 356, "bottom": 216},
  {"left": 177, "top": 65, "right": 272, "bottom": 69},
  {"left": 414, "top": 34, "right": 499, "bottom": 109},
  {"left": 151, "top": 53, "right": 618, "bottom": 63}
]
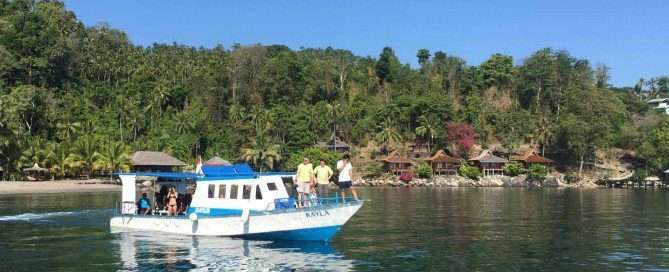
[
  {"left": 267, "top": 182, "right": 278, "bottom": 191},
  {"left": 208, "top": 184, "right": 215, "bottom": 198},
  {"left": 218, "top": 184, "right": 227, "bottom": 199},
  {"left": 255, "top": 185, "right": 262, "bottom": 200},
  {"left": 242, "top": 185, "right": 252, "bottom": 199},
  {"left": 230, "top": 185, "right": 239, "bottom": 199}
]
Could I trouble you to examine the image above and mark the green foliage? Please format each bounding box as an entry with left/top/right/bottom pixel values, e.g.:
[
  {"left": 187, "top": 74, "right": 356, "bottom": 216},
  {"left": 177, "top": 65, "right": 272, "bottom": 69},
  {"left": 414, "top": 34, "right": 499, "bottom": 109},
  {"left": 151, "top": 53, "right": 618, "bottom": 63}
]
[
  {"left": 639, "top": 120, "right": 669, "bottom": 173},
  {"left": 0, "top": 2, "right": 656, "bottom": 180},
  {"left": 631, "top": 169, "right": 648, "bottom": 183},
  {"left": 527, "top": 164, "right": 548, "bottom": 181},
  {"left": 458, "top": 164, "right": 481, "bottom": 180},
  {"left": 285, "top": 147, "right": 341, "bottom": 171},
  {"left": 503, "top": 162, "right": 526, "bottom": 176},
  {"left": 362, "top": 162, "right": 384, "bottom": 178},
  {"left": 415, "top": 161, "right": 433, "bottom": 179}
]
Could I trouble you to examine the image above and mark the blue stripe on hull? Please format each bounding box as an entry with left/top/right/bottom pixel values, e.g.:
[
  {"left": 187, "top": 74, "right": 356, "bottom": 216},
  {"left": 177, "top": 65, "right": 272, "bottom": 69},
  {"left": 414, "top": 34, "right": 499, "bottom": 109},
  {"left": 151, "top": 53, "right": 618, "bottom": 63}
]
[
  {"left": 235, "top": 225, "right": 342, "bottom": 241},
  {"left": 187, "top": 207, "right": 242, "bottom": 216}
]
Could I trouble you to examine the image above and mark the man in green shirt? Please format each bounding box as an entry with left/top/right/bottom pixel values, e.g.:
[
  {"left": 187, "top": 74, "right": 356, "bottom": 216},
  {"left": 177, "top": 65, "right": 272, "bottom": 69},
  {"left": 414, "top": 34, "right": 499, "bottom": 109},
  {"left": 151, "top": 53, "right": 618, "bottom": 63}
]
[
  {"left": 295, "top": 157, "right": 314, "bottom": 207},
  {"left": 314, "top": 159, "right": 333, "bottom": 197}
]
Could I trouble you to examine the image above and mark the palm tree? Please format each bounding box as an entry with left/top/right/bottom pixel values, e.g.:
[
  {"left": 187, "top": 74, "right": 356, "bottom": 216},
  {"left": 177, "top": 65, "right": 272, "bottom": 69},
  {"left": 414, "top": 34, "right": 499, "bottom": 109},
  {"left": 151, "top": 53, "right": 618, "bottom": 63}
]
[
  {"left": 241, "top": 128, "right": 281, "bottom": 172},
  {"left": 68, "top": 135, "right": 99, "bottom": 178},
  {"left": 0, "top": 124, "right": 20, "bottom": 180},
  {"left": 415, "top": 115, "right": 437, "bottom": 153},
  {"left": 376, "top": 118, "right": 402, "bottom": 155},
  {"left": 56, "top": 120, "right": 81, "bottom": 141},
  {"left": 18, "top": 137, "right": 49, "bottom": 170},
  {"left": 534, "top": 115, "right": 553, "bottom": 156},
  {"left": 94, "top": 140, "right": 131, "bottom": 180},
  {"left": 248, "top": 106, "right": 273, "bottom": 131},
  {"left": 49, "top": 143, "right": 72, "bottom": 179}
]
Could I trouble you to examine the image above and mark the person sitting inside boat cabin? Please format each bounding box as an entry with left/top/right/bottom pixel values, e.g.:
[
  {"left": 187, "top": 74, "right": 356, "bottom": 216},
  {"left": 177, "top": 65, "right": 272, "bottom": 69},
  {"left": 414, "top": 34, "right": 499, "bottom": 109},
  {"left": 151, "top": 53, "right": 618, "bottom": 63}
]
[
  {"left": 137, "top": 193, "right": 151, "bottom": 215},
  {"left": 296, "top": 157, "right": 315, "bottom": 208},
  {"left": 337, "top": 154, "right": 359, "bottom": 202},
  {"left": 165, "top": 187, "right": 179, "bottom": 216},
  {"left": 314, "top": 159, "right": 333, "bottom": 197}
]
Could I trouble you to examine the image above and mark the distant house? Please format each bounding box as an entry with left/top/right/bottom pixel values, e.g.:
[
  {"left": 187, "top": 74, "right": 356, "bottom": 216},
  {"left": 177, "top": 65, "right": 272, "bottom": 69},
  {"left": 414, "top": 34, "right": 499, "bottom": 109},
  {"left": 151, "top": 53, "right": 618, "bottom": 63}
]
[
  {"left": 425, "top": 150, "right": 460, "bottom": 175},
  {"left": 469, "top": 150, "right": 508, "bottom": 176},
  {"left": 382, "top": 151, "right": 414, "bottom": 176},
  {"left": 510, "top": 151, "right": 554, "bottom": 168},
  {"left": 408, "top": 140, "right": 430, "bottom": 159},
  {"left": 647, "top": 98, "right": 669, "bottom": 115},
  {"left": 204, "top": 156, "right": 232, "bottom": 166},
  {"left": 131, "top": 151, "right": 186, "bottom": 172},
  {"left": 316, "top": 133, "right": 351, "bottom": 153}
]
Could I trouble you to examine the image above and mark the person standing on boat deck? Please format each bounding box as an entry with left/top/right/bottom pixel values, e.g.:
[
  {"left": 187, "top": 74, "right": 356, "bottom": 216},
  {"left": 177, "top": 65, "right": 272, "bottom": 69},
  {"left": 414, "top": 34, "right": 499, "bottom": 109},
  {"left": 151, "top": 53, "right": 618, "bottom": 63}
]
[
  {"left": 138, "top": 193, "right": 151, "bottom": 215},
  {"left": 314, "top": 159, "right": 333, "bottom": 197},
  {"left": 165, "top": 187, "right": 178, "bottom": 216},
  {"left": 296, "top": 157, "right": 315, "bottom": 208},
  {"left": 195, "top": 155, "right": 204, "bottom": 176},
  {"left": 337, "top": 154, "right": 359, "bottom": 202}
]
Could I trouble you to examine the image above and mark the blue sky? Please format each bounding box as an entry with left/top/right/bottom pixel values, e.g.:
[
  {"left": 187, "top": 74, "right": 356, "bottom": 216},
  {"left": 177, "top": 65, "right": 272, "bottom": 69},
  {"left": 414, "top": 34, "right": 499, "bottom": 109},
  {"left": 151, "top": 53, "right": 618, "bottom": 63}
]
[{"left": 64, "top": 0, "right": 668, "bottom": 87}]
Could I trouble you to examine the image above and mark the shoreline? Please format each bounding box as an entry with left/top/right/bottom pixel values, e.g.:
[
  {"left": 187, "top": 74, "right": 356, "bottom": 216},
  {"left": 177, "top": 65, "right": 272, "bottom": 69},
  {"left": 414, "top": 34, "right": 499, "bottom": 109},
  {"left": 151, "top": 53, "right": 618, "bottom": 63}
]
[
  {"left": 354, "top": 175, "right": 602, "bottom": 188},
  {"left": 0, "top": 175, "right": 607, "bottom": 195},
  {"left": 0, "top": 179, "right": 121, "bottom": 195}
]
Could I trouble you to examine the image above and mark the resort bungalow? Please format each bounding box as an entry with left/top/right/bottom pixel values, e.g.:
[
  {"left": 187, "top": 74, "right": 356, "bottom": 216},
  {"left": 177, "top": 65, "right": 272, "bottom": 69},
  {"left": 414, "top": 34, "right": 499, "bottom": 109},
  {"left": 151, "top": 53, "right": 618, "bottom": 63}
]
[
  {"left": 510, "top": 151, "right": 554, "bottom": 168},
  {"left": 425, "top": 150, "right": 460, "bottom": 175},
  {"left": 131, "top": 151, "right": 187, "bottom": 172},
  {"left": 469, "top": 150, "right": 508, "bottom": 176},
  {"left": 408, "top": 140, "right": 431, "bottom": 159},
  {"left": 382, "top": 151, "right": 414, "bottom": 175},
  {"left": 647, "top": 98, "right": 669, "bottom": 115},
  {"left": 204, "top": 156, "right": 232, "bottom": 166},
  {"left": 316, "top": 133, "right": 351, "bottom": 153}
]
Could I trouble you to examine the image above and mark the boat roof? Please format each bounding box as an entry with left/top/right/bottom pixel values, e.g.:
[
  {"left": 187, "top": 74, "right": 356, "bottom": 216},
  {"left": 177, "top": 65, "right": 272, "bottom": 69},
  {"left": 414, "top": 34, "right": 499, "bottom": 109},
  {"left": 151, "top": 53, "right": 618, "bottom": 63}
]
[{"left": 117, "top": 163, "right": 295, "bottom": 181}]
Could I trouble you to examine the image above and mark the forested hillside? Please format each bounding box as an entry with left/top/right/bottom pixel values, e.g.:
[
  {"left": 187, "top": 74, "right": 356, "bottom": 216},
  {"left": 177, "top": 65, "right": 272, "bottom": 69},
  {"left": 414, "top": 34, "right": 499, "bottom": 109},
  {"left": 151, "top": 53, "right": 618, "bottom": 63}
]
[{"left": 1, "top": 0, "right": 668, "bottom": 180}]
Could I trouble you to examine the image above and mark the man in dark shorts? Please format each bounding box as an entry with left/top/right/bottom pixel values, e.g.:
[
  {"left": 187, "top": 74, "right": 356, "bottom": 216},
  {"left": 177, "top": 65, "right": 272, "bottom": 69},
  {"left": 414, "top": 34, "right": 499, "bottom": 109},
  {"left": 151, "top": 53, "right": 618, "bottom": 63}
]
[{"left": 336, "top": 154, "right": 359, "bottom": 202}]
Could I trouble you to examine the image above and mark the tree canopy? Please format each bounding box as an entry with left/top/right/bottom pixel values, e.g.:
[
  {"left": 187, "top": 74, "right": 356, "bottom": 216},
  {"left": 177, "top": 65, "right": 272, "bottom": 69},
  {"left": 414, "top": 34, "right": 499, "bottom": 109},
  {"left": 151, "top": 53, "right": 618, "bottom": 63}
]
[{"left": 0, "top": 0, "right": 665, "bottom": 180}]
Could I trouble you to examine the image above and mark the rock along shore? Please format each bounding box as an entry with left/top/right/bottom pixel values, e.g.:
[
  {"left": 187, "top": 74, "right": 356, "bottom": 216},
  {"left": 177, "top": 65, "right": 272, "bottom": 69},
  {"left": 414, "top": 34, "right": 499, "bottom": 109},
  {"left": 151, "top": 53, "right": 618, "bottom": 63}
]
[{"left": 353, "top": 174, "right": 600, "bottom": 188}]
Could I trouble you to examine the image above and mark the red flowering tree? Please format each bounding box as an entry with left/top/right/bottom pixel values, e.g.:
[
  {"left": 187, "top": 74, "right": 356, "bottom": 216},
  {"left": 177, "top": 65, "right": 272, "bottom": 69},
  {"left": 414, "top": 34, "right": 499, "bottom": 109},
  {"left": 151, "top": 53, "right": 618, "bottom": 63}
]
[{"left": 446, "top": 122, "right": 475, "bottom": 156}]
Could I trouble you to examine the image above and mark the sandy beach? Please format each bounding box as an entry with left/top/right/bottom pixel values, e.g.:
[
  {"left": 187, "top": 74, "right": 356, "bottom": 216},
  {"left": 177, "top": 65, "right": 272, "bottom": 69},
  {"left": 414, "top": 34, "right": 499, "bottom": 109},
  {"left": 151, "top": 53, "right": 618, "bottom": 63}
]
[{"left": 0, "top": 179, "right": 121, "bottom": 194}]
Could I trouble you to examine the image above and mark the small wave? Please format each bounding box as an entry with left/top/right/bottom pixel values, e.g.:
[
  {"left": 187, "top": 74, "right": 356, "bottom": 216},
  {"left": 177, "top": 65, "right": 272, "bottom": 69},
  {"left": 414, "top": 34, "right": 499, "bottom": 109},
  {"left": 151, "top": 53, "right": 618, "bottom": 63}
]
[{"left": 0, "top": 211, "right": 81, "bottom": 222}]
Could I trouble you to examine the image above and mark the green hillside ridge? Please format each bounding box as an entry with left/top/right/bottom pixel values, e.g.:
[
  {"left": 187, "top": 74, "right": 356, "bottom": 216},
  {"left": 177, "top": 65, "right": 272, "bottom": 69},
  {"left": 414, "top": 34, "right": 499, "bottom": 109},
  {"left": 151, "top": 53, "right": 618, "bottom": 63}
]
[{"left": 1, "top": 0, "right": 669, "bottom": 181}]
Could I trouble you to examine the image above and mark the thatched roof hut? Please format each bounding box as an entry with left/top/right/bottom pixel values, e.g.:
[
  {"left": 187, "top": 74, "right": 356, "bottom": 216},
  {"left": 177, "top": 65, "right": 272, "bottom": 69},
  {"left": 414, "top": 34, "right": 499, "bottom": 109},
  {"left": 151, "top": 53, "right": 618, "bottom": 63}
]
[
  {"left": 425, "top": 150, "right": 460, "bottom": 175},
  {"left": 316, "top": 133, "right": 351, "bottom": 153},
  {"left": 469, "top": 150, "right": 507, "bottom": 176},
  {"left": 204, "top": 156, "right": 232, "bottom": 166},
  {"left": 382, "top": 151, "right": 414, "bottom": 175},
  {"left": 23, "top": 163, "right": 48, "bottom": 172},
  {"left": 131, "top": 151, "right": 186, "bottom": 172},
  {"left": 510, "top": 151, "right": 554, "bottom": 166}
]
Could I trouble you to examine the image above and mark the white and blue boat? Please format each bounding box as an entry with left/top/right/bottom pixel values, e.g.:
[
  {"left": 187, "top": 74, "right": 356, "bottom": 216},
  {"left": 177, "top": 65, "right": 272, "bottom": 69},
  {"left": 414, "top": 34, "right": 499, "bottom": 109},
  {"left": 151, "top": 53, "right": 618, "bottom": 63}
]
[{"left": 109, "top": 164, "right": 364, "bottom": 241}]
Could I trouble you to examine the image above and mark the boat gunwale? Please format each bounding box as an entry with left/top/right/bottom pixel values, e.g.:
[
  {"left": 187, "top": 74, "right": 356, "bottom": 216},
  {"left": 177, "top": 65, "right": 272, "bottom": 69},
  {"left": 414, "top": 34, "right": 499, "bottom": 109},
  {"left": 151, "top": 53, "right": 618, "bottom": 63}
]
[{"left": 114, "top": 199, "right": 365, "bottom": 220}]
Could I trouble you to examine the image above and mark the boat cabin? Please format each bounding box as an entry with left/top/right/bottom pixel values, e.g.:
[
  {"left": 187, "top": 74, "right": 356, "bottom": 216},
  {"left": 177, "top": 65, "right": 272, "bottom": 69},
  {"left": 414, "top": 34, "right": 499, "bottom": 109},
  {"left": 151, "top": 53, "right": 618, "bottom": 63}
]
[{"left": 117, "top": 164, "right": 296, "bottom": 217}]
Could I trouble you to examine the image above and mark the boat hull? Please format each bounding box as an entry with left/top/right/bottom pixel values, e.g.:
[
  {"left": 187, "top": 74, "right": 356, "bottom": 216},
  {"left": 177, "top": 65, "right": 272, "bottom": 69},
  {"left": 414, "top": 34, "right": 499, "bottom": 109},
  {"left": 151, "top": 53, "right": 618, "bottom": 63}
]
[{"left": 110, "top": 202, "right": 362, "bottom": 241}]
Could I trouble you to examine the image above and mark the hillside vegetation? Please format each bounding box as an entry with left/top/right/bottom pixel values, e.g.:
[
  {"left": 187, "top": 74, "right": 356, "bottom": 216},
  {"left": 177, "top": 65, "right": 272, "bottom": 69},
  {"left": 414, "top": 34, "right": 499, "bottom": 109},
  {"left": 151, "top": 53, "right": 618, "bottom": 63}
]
[{"left": 1, "top": 0, "right": 668, "bottom": 180}]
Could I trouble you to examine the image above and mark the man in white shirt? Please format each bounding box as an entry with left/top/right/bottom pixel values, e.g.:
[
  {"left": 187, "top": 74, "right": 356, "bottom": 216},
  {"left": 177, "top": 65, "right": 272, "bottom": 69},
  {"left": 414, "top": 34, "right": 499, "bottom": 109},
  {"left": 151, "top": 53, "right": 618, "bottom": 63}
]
[{"left": 336, "top": 154, "right": 359, "bottom": 202}]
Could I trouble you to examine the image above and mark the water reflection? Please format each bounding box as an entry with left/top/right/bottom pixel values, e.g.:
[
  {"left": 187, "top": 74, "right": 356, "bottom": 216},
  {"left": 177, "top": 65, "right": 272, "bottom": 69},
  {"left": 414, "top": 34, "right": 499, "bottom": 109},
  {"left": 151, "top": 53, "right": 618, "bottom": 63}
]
[{"left": 114, "top": 232, "right": 355, "bottom": 271}]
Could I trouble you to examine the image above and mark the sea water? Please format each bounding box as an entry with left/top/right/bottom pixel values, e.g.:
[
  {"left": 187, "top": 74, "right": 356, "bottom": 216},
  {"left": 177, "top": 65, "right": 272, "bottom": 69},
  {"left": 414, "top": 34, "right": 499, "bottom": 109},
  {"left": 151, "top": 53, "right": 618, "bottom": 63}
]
[{"left": 1, "top": 188, "right": 669, "bottom": 271}]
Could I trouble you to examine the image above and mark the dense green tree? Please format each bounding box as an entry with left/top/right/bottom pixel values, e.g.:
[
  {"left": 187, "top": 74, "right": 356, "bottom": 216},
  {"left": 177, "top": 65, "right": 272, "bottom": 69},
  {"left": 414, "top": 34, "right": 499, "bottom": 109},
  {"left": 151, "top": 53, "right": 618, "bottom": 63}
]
[{"left": 0, "top": 0, "right": 658, "bottom": 180}]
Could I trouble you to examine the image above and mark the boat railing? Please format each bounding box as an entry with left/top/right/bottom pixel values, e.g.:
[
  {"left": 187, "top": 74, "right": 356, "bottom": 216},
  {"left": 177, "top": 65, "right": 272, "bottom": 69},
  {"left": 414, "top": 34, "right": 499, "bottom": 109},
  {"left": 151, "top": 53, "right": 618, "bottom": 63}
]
[
  {"left": 114, "top": 201, "right": 137, "bottom": 216},
  {"left": 272, "top": 195, "right": 363, "bottom": 211}
]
